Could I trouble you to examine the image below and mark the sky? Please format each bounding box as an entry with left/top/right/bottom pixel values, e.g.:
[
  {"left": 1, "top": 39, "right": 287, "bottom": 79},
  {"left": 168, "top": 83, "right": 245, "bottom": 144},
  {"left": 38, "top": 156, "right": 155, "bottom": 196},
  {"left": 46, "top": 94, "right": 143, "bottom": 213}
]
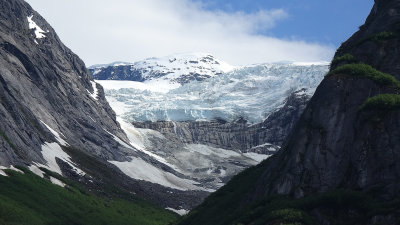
[{"left": 25, "top": 0, "right": 374, "bottom": 66}]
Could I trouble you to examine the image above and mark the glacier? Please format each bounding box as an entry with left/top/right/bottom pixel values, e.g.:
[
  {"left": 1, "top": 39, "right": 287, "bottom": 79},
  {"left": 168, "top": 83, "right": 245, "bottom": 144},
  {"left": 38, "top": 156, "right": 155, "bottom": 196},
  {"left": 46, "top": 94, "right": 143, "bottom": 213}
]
[{"left": 98, "top": 62, "right": 329, "bottom": 123}]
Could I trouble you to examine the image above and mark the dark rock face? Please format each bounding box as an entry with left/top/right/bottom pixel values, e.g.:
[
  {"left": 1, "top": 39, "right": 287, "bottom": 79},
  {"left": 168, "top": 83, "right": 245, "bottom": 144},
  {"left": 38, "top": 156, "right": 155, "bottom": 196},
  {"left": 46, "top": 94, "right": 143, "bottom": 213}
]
[
  {"left": 0, "top": 0, "right": 206, "bottom": 209},
  {"left": 258, "top": 0, "right": 400, "bottom": 201},
  {"left": 133, "top": 90, "right": 309, "bottom": 154},
  {"left": 178, "top": 0, "right": 400, "bottom": 224},
  {"left": 90, "top": 65, "right": 145, "bottom": 81}
]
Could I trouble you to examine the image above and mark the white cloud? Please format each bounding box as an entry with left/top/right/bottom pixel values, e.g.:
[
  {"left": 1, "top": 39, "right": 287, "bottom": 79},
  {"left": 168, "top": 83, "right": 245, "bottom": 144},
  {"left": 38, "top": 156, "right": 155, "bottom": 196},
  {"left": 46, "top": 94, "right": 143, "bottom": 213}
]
[{"left": 25, "top": 0, "right": 334, "bottom": 66}]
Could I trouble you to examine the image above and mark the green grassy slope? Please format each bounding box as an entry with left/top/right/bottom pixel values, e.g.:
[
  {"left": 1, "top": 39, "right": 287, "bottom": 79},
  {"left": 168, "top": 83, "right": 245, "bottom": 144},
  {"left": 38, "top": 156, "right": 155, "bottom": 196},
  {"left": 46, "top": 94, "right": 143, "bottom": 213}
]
[{"left": 0, "top": 168, "right": 179, "bottom": 225}]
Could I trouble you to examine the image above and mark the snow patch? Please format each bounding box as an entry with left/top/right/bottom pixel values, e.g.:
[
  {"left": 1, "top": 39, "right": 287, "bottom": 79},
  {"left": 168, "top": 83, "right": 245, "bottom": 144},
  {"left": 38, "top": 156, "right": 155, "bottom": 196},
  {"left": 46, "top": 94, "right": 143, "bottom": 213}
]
[
  {"left": 0, "top": 169, "right": 6, "bottom": 176},
  {"left": 28, "top": 165, "right": 66, "bottom": 187},
  {"left": 28, "top": 164, "right": 45, "bottom": 177},
  {"left": 9, "top": 165, "right": 24, "bottom": 174},
  {"left": 35, "top": 142, "right": 85, "bottom": 176},
  {"left": 49, "top": 176, "right": 66, "bottom": 187},
  {"left": 109, "top": 157, "right": 208, "bottom": 191},
  {"left": 40, "top": 121, "right": 69, "bottom": 146},
  {"left": 243, "top": 152, "right": 270, "bottom": 162},
  {"left": 166, "top": 207, "right": 189, "bottom": 216},
  {"left": 249, "top": 143, "right": 278, "bottom": 152},
  {"left": 27, "top": 15, "right": 48, "bottom": 39},
  {"left": 88, "top": 81, "right": 99, "bottom": 100},
  {"left": 0, "top": 166, "right": 24, "bottom": 176}
]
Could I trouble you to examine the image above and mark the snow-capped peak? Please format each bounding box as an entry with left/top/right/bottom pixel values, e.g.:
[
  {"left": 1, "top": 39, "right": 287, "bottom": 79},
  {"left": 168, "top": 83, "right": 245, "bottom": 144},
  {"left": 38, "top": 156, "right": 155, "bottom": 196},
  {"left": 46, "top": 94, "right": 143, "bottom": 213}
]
[
  {"left": 135, "top": 53, "right": 234, "bottom": 82},
  {"left": 89, "top": 53, "right": 235, "bottom": 85}
]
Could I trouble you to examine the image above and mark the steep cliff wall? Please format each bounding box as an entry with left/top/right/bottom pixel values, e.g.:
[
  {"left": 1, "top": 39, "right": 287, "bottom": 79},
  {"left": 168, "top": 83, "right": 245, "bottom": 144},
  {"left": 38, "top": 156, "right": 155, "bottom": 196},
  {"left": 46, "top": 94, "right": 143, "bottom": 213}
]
[{"left": 178, "top": 0, "right": 400, "bottom": 224}]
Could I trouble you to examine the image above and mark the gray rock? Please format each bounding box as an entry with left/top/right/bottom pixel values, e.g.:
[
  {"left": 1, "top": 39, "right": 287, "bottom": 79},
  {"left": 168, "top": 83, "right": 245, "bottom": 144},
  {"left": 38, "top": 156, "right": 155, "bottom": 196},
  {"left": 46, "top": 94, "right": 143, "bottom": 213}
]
[{"left": 0, "top": 0, "right": 206, "bottom": 209}]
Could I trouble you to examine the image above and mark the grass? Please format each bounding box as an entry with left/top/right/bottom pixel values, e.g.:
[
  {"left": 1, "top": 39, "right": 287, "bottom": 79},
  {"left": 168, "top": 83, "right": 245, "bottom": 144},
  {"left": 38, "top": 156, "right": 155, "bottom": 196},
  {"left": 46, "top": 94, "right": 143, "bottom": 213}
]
[
  {"left": 328, "top": 63, "right": 400, "bottom": 88},
  {"left": 0, "top": 168, "right": 179, "bottom": 225},
  {"left": 360, "top": 94, "right": 400, "bottom": 110}
]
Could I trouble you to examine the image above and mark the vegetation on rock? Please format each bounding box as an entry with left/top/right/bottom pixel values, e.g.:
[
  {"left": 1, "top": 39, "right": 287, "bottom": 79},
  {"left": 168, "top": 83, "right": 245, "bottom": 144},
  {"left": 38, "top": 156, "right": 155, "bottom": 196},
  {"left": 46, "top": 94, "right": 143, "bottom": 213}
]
[
  {"left": 328, "top": 63, "right": 400, "bottom": 88},
  {"left": 371, "top": 31, "right": 396, "bottom": 42},
  {"left": 360, "top": 94, "right": 400, "bottom": 110},
  {"left": 330, "top": 53, "right": 358, "bottom": 67}
]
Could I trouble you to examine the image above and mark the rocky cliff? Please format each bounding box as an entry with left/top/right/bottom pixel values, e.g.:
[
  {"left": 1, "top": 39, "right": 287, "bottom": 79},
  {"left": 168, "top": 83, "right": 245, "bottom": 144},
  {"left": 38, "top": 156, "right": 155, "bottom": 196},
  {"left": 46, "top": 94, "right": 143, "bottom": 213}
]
[
  {"left": 133, "top": 89, "right": 309, "bottom": 154},
  {"left": 0, "top": 0, "right": 129, "bottom": 166},
  {"left": 0, "top": 0, "right": 206, "bottom": 210},
  {"left": 178, "top": 0, "right": 400, "bottom": 224}
]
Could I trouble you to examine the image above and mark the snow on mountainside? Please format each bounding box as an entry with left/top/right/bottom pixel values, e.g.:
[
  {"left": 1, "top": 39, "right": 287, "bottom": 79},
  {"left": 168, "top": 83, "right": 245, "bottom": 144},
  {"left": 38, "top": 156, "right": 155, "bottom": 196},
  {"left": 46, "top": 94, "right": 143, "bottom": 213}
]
[
  {"left": 89, "top": 53, "right": 235, "bottom": 84},
  {"left": 97, "top": 62, "right": 330, "bottom": 123}
]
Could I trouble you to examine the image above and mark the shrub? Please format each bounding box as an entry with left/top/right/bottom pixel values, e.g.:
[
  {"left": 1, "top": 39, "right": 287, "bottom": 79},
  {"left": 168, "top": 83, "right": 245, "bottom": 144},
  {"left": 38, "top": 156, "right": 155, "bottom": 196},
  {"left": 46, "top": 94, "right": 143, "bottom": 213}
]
[
  {"left": 331, "top": 54, "right": 357, "bottom": 66},
  {"left": 371, "top": 31, "right": 396, "bottom": 42},
  {"left": 360, "top": 94, "right": 400, "bottom": 110},
  {"left": 354, "top": 31, "right": 397, "bottom": 47},
  {"left": 328, "top": 63, "right": 400, "bottom": 88}
]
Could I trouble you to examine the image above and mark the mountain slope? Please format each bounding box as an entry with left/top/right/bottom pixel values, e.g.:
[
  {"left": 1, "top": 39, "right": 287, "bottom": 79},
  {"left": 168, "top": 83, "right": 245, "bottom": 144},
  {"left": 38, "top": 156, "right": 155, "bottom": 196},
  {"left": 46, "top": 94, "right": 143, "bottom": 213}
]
[
  {"left": 0, "top": 0, "right": 206, "bottom": 213},
  {"left": 177, "top": 0, "right": 400, "bottom": 224},
  {"left": 0, "top": 0, "right": 127, "bottom": 168},
  {"left": 0, "top": 168, "right": 178, "bottom": 225}
]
